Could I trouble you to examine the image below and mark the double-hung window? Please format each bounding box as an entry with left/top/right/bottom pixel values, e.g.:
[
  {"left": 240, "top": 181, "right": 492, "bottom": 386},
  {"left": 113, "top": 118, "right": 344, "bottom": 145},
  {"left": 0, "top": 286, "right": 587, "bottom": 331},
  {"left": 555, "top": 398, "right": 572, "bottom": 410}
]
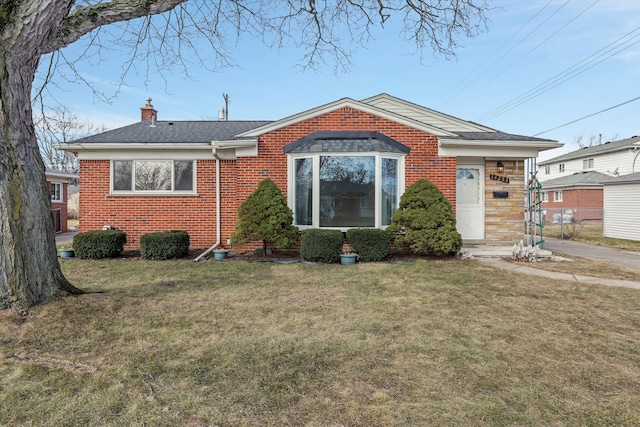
[
  {"left": 50, "top": 182, "right": 62, "bottom": 202},
  {"left": 554, "top": 190, "right": 563, "bottom": 202},
  {"left": 112, "top": 160, "right": 195, "bottom": 193},
  {"left": 286, "top": 132, "right": 408, "bottom": 229},
  {"left": 541, "top": 192, "right": 548, "bottom": 202}
]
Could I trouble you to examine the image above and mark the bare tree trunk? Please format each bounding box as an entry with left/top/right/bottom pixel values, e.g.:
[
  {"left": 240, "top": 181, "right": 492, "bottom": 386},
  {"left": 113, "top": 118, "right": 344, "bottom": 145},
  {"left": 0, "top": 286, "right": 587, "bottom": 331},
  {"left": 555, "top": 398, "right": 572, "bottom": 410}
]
[{"left": 0, "top": 0, "right": 82, "bottom": 311}]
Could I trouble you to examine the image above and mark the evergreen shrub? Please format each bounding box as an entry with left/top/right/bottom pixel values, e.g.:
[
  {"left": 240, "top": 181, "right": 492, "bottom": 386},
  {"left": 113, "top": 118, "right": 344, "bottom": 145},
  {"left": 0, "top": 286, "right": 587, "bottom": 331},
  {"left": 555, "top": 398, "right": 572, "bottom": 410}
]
[
  {"left": 387, "top": 179, "right": 463, "bottom": 256},
  {"left": 140, "top": 230, "right": 190, "bottom": 260},
  {"left": 300, "top": 229, "right": 344, "bottom": 263},
  {"left": 73, "top": 230, "right": 127, "bottom": 259},
  {"left": 346, "top": 228, "right": 390, "bottom": 262},
  {"left": 231, "top": 179, "right": 299, "bottom": 254}
]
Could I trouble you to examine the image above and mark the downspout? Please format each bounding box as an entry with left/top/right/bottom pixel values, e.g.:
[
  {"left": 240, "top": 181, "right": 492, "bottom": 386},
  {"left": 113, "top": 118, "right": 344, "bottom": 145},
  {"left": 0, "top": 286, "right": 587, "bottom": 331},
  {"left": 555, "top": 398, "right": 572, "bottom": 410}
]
[{"left": 194, "top": 157, "right": 221, "bottom": 261}]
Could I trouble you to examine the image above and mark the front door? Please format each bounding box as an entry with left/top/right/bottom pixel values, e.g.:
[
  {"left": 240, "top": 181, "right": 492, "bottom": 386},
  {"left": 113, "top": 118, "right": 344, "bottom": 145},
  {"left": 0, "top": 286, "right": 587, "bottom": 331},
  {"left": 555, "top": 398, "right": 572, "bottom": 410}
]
[{"left": 456, "top": 167, "right": 484, "bottom": 241}]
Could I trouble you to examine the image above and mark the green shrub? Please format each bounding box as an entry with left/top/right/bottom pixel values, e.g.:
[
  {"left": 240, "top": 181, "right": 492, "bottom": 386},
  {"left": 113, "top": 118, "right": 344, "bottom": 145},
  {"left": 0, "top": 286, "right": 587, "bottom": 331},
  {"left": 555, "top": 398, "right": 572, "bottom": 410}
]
[
  {"left": 140, "top": 230, "right": 190, "bottom": 260},
  {"left": 300, "top": 229, "right": 344, "bottom": 263},
  {"left": 387, "top": 179, "right": 462, "bottom": 256},
  {"left": 346, "top": 228, "right": 390, "bottom": 262},
  {"left": 231, "top": 179, "right": 299, "bottom": 255},
  {"left": 73, "top": 230, "right": 127, "bottom": 259}
]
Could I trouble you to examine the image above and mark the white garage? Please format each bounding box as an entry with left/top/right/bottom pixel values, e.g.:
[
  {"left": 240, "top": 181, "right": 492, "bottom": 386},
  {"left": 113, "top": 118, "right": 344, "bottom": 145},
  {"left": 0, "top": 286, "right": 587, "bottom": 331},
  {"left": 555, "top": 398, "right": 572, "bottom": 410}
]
[{"left": 602, "top": 173, "right": 640, "bottom": 241}]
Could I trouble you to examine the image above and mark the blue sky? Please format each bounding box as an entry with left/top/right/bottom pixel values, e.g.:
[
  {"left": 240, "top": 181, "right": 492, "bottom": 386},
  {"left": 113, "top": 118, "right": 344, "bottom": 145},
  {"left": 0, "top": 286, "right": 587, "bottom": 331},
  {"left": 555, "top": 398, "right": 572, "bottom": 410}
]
[{"left": 40, "top": 0, "right": 640, "bottom": 161}]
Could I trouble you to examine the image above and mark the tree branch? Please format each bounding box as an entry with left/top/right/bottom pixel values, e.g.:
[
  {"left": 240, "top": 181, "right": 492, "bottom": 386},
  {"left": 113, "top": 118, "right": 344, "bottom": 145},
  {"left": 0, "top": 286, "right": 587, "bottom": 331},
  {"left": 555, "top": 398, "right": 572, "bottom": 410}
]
[{"left": 45, "top": 0, "right": 187, "bottom": 53}]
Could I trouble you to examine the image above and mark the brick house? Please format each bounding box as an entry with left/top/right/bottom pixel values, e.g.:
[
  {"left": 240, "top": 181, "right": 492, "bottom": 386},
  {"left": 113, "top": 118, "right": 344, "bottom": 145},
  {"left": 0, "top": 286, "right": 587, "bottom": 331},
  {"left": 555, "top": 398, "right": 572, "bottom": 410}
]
[
  {"left": 59, "top": 94, "right": 559, "bottom": 251},
  {"left": 538, "top": 171, "right": 608, "bottom": 224},
  {"left": 46, "top": 167, "right": 77, "bottom": 233}
]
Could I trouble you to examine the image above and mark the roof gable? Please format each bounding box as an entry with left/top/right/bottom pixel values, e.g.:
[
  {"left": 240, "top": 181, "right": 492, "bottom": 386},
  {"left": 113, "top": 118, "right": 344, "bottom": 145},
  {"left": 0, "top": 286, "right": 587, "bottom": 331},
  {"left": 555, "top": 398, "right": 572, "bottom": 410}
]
[
  {"left": 360, "top": 93, "right": 496, "bottom": 133},
  {"left": 237, "top": 97, "right": 457, "bottom": 138}
]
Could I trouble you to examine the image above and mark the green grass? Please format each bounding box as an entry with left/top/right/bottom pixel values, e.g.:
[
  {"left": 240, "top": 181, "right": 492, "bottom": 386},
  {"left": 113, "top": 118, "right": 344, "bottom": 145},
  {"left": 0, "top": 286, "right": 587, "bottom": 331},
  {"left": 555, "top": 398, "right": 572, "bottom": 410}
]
[{"left": 2, "top": 259, "right": 640, "bottom": 426}]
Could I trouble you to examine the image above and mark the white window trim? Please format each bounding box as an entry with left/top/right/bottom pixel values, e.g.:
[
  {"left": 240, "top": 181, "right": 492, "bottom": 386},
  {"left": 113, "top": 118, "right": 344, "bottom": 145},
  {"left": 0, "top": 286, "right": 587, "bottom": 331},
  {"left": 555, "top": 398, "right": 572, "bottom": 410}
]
[
  {"left": 287, "top": 152, "right": 406, "bottom": 230},
  {"left": 50, "top": 182, "right": 63, "bottom": 202},
  {"left": 582, "top": 158, "right": 594, "bottom": 169},
  {"left": 541, "top": 191, "right": 548, "bottom": 202},
  {"left": 110, "top": 160, "right": 197, "bottom": 195},
  {"left": 554, "top": 190, "right": 563, "bottom": 202}
]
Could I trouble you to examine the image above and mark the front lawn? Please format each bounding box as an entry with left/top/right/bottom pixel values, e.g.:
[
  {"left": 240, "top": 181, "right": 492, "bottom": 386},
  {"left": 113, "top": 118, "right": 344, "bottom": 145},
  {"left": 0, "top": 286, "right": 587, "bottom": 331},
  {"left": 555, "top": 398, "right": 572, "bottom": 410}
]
[{"left": 1, "top": 259, "right": 639, "bottom": 426}]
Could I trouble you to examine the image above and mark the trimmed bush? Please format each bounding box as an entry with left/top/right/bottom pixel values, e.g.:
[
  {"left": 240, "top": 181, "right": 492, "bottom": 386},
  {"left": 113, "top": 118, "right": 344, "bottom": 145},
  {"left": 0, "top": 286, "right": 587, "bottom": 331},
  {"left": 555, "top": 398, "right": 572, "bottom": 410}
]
[
  {"left": 73, "top": 230, "right": 127, "bottom": 259},
  {"left": 231, "top": 179, "right": 299, "bottom": 255},
  {"left": 300, "top": 229, "right": 344, "bottom": 263},
  {"left": 346, "top": 228, "right": 390, "bottom": 262},
  {"left": 140, "top": 230, "right": 190, "bottom": 260},
  {"left": 387, "top": 179, "right": 463, "bottom": 256}
]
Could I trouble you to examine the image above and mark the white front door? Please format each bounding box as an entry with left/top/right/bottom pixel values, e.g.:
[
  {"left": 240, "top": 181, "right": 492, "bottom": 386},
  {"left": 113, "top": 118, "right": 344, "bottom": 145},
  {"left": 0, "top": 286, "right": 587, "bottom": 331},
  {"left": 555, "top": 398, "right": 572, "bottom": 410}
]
[{"left": 456, "top": 166, "right": 484, "bottom": 241}]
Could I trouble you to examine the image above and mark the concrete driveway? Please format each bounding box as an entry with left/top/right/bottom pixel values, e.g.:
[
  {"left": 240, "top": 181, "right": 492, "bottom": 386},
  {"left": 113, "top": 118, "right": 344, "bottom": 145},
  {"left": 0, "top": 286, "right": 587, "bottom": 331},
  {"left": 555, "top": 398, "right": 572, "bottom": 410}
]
[
  {"left": 55, "top": 231, "right": 77, "bottom": 246},
  {"left": 542, "top": 237, "right": 640, "bottom": 271}
]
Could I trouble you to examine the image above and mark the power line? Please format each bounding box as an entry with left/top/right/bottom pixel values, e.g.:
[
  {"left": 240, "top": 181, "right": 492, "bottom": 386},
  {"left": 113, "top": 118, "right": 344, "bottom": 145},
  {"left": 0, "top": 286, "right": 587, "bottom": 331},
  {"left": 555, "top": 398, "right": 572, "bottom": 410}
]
[
  {"left": 478, "top": 25, "right": 640, "bottom": 122},
  {"left": 460, "top": 0, "right": 599, "bottom": 108},
  {"left": 533, "top": 95, "right": 640, "bottom": 136},
  {"left": 434, "top": 0, "right": 555, "bottom": 108}
]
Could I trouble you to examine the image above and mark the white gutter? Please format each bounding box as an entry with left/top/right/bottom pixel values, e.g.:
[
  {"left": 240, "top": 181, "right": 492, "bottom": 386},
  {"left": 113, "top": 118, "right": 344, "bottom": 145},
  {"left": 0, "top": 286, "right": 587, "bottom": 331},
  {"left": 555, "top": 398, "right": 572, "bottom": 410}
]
[{"left": 194, "top": 158, "right": 221, "bottom": 261}]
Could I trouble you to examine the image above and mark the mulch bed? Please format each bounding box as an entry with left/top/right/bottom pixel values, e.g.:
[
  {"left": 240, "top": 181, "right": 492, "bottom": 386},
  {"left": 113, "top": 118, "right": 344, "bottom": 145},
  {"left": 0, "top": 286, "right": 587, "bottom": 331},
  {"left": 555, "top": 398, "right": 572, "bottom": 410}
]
[{"left": 92, "top": 248, "right": 442, "bottom": 263}]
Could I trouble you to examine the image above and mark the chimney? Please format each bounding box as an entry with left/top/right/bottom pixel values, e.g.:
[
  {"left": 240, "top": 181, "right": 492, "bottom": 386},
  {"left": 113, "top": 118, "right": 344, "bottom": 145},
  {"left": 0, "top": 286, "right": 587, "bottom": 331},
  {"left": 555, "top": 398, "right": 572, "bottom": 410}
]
[{"left": 140, "top": 97, "right": 157, "bottom": 122}]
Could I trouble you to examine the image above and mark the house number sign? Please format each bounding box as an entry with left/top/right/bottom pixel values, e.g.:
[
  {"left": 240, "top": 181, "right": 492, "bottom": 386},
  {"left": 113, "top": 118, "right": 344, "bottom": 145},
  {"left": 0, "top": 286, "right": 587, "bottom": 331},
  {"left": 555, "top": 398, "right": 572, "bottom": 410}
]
[{"left": 489, "top": 174, "right": 510, "bottom": 184}]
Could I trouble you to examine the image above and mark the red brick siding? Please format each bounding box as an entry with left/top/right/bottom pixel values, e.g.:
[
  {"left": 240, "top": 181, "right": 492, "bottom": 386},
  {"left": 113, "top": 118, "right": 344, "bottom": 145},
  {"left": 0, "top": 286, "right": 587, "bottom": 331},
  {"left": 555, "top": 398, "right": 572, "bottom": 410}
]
[
  {"left": 541, "top": 188, "right": 603, "bottom": 222},
  {"left": 78, "top": 107, "right": 456, "bottom": 249},
  {"left": 220, "top": 107, "right": 456, "bottom": 246},
  {"left": 79, "top": 160, "right": 219, "bottom": 248}
]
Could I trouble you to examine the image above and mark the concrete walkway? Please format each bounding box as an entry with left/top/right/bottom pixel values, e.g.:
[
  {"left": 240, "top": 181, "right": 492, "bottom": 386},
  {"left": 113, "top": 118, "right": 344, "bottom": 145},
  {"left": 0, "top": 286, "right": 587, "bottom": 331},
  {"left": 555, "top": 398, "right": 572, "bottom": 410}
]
[
  {"left": 463, "top": 239, "right": 640, "bottom": 290},
  {"left": 479, "top": 257, "right": 640, "bottom": 290}
]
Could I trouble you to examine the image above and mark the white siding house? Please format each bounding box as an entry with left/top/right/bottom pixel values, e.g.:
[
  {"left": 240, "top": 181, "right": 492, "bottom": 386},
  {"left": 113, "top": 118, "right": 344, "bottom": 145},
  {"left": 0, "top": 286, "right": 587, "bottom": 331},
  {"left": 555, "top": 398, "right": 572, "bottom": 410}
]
[
  {"left": 602, "top": 173, "right": 640, "bottom": 241},
  {"left": 538, "top": 135, "right": 640, "bottom": 182}
]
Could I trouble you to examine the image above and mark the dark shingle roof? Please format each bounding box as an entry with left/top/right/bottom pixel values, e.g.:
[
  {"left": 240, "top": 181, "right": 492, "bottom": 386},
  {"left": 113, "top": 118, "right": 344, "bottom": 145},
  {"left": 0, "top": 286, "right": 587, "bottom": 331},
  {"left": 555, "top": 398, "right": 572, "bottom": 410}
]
[
  {"left": 71, "top": 120, "right": 273, "bottom": 144},
  {"left": 283, "top": 131, "right": 411, "bottom": 154},
  {"left": 539, "top": 171, "right": 610, "bottom": 189},
  {"left": 538, "top": 135, "right": 640, "bottom": 165},
  {"left": 601, "top": 172, "right": 640, "bottom": 184},
  {"left": 441, "top": 131, "right": 555, "bottom": 142}
]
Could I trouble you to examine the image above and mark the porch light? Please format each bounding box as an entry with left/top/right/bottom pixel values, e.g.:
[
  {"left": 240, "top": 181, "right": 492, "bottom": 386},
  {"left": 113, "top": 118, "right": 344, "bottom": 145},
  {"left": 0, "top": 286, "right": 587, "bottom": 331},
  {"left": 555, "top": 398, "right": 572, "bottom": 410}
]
[{"left": 497, "top": 161, "right": 505, "bottom": 173}]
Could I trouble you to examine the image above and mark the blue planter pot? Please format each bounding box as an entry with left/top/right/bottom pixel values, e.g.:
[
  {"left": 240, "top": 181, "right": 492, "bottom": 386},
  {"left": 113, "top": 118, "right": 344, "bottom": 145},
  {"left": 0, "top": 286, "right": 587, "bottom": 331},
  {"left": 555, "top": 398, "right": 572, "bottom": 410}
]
[
  {"left": 213, "top": 250, "right": 228, "bottom": 261},
  {"left": 60, "top": 249, "right": 75, "bottom": 259},
  {"left": 340, "top": 254, "right": 357, "bottom": 265}
]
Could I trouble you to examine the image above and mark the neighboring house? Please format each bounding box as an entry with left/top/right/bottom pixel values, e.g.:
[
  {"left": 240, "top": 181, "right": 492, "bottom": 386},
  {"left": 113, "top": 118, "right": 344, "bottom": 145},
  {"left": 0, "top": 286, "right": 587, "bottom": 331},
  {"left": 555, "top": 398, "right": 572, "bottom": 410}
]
[
  {"left": 537, "top": 135, "right": 640, "bottom": 223},
  {"left": 59, "top": 94, "right": 560, "bottom": 250},
  {"left": 601, "top": 173, "right": 640, "bottom": 241},
  {"left": 537, "top": 171, "right": 608, "bottom": 223},
  {"left": 538, "top": 135, "right": 640, "bottom": 180},
  {"left": 45, "top": 168, "right": 77, "bottom": 233}
]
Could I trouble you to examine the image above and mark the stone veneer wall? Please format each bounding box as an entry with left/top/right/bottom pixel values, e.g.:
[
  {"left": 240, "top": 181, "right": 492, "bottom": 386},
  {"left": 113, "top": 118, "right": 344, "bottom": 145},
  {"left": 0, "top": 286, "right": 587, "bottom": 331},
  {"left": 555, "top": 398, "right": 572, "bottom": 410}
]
[{"left": 484, "top": 159, "right": 526, "bottom": 245}]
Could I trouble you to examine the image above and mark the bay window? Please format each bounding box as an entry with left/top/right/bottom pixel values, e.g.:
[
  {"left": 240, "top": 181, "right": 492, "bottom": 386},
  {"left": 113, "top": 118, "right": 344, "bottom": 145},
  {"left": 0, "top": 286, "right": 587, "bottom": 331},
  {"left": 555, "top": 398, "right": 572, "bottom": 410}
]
[{"left": 286, "top": 132, "right": 407, "bottom": 229}]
